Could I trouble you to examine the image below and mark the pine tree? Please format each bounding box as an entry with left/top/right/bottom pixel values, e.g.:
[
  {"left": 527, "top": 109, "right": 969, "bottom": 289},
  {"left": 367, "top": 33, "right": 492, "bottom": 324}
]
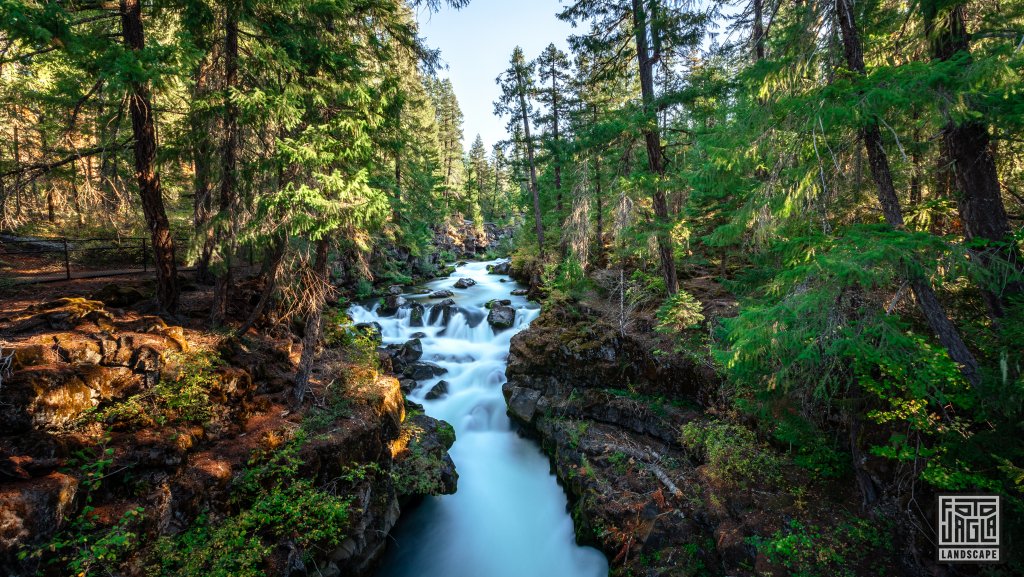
[{"left": 496, "top": 46, "right": 544, "bottom": 253}]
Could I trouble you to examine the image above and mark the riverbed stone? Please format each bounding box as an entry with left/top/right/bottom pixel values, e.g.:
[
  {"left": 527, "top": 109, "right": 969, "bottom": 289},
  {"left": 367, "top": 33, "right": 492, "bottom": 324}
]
[
  {"left": 453, "top": 278, "right": 476, "bottom": 289},
  {"left": 378, "top": 294, "right": 405, "bottom": 316},
  {"left": 487, "top": 304, "right": 516, "bottom": 331},
  {"left": 408, "top": 303, "right": 425, "bottom": 327},
  {"left": 399, "top": 339, "right": 423, "bottom": 363},
  {"left": 487, "top": 261, "right": 511, "bottom": 275},
  {"left": 404, "top": 362, "right": 447, "bottom": 381},
  {"left": 428, "top": 289, "right": 454, "bottom": 299},
  {"left": 424, "top": 380, "right": 449, "bottom": 400}
]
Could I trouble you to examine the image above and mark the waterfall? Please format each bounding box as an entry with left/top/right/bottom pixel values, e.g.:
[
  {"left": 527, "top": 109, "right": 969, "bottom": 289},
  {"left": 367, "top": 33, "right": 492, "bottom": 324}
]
[{"left": 350, "top": 261, "right": 608, "bottom": 577}]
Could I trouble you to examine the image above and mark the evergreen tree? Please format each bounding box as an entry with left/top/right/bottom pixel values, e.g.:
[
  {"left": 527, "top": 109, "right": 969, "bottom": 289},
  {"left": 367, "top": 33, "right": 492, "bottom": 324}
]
[{"left": 496, "top": 46, "right": 544, "bottom": 253}]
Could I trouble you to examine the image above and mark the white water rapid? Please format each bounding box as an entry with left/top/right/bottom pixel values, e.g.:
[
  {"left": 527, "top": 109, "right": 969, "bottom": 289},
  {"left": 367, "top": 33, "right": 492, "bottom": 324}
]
[{"left": 349, "top": 260, "right": 608, "bottom": 577}]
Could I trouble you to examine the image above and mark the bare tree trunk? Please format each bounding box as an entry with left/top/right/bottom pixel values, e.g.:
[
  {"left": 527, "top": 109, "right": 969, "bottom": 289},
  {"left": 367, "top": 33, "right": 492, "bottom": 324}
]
[
  {"left": 192, "top": 55, "right": 216, "bottom": 284},
  {"left": 752, "top": 0, "right": 766, "bottom": 61},
  {"left": 120, "top": 0, "right": 179, "bottom": 312},
  {"left": 211, "top": 0, "right": 240, "bottom": 325},
  {"left": 836, "top": 0, "right": 979, "bottom": 385},
  {"left": 295, "top": 238, "right": 329, "bottom": 404},
  {"left": 516, "top": 67, "right": 544, "bottom": 255},
  {"left": 632, "top": 0, "right": 678, "bottom": 295},
  {"left": 551, "top": 67, "right": 562, "bottom": 214},
  {"left": 236, "top": 235, "right": 286, "bottom": 336}
]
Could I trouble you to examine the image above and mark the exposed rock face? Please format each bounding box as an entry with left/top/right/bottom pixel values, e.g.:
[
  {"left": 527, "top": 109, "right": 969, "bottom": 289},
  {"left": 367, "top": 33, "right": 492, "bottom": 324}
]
[
  {"left": 433, "top": 221, "right": 514, "bottom": 259},
  {"left": 502, "top": 304, "right": 747, "bottom": 576},
  {"left": 0, "top": 473, "right": 78, "bottom": 552}
]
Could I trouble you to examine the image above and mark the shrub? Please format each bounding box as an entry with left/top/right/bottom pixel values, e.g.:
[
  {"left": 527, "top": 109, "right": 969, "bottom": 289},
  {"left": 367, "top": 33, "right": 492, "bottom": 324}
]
[
  {"left": 680, "top": 419, "right": 781, "bottom": 488},
  {"left": 656, "top": 290, "right": 705, "bottom": 332}
]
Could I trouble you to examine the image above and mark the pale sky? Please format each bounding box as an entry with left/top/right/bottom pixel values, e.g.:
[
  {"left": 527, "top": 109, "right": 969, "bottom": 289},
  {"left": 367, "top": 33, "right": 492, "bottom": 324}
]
[{"left": 416, "top": 0, "right": 575, "bottom": 153}]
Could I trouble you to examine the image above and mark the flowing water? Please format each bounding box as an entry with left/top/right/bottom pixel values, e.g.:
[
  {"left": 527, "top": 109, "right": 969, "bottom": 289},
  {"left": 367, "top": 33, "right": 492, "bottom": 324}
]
[{"left": 349, "top": 260, "right": 608, "bottom": 577}]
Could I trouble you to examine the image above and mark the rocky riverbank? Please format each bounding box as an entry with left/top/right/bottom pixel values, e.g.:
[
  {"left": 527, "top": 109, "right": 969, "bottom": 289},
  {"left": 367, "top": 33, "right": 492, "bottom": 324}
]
[
  {"left": 0, "top": 283, "right": 457, "bottom": 577},
  {"left": 503, "top": 301, "right": 907, "bottom": 577}
]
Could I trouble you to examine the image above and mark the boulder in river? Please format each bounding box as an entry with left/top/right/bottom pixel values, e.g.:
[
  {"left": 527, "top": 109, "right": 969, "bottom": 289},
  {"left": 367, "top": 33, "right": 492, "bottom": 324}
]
[
  {"left": 408, "top": 303, "right": 425, "bottom": 327},
  {"left": 510, "top": 289, "right": 529, "bottom": 296},
  {"left": 453, "top": 278, "right": 476, "bottom": 289},
  {"left": 486, "top": 299, "right": 512, "bottom": 309},
  {"left": 487, "top": 261, "right": 511, "bottom": 275},
  {"left": 399, "top": 378, "right": 418, "bottom": 395},
  {"left": 410, "top": 332, "right": 427, "bottom": 339},
  {"left": 404, "top": 362, "right": 448, "bottom": 381},
  {"left": 425, "top": 380, "right": 449, "bottom": 400},
  {"left": 399, "top": 338, "right": 423, "bottom": 363},
  {"left": 487, "top": 304, "right": 516, "bottom": 331},
  {"left": 427, "top": 299, "right": 458, "bottom": 326},
  {"left": 387, "top": 285, "right": 404, "bottom": 296},
  {"left": 428, "top": 289, "right": 454, "bottom": 299},
  {"left": 378, "top": 294, "right": 405, "bottom": 316}
]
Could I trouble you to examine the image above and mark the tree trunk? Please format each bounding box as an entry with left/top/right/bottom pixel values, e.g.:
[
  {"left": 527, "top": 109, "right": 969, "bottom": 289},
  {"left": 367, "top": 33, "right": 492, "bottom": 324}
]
[
  {"left": 923, "top": 2, "right": 1024, "bottom": 318},
  {"left": 517, "top": 68, "right": 544, "bottom": 254},
  {"left": 595, "top": 158, "right": 606, "bottom": 269},
  {"left": 192, "top": 55, "right": 216, "bottom": 284},
  {"left": 752, "top": 0, "right": 766, "bottom": 61},
  {"left": 295, "top": 238, "right": 329, "bottom": 404},
  {"left": 552, "top": 68, "right": 562, "bottom": 214},
  {"left": 120, "top": 0, "right": 179, "bottom": 312},
  {"left": 632, "top": 0, "right": 678, "bottom": 295},
  {"left": 836, "top": 0, "right": 979, "bottom": 385},
  {"left": 211, "top": 0, "right": 240, "bottom": 325},
  {"left": 236, "top": 235, "right": 286, "bottom": 336}
]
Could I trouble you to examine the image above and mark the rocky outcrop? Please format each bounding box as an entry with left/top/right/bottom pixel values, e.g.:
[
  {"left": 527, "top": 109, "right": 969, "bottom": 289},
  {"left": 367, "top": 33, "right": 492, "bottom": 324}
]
[
  {"left": 501, "top": 304, "right": 776, "bottom": 577},
  {"left": 433, "top": 221, "right": 514, "bottom": 259},
  {"left": 0, "top": 296, "right": 459, "bottom": 577}
]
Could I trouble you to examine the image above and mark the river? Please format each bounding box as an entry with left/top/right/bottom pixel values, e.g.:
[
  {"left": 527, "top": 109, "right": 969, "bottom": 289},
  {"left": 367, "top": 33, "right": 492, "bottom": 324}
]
[{"left": 349, "top": 260, "right": 608, "bottom": 577}]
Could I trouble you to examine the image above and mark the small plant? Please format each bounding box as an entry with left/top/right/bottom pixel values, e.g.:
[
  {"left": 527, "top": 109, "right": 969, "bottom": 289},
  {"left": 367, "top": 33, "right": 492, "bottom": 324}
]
[
  {"left": 655, "top": 290, "right": 705, "bottom": 332},
  {"left": 149, "top": 432, "right": 353, "bottom": 577},
  {"left": 746, "top": 517, "right": 891, "bottom": 577},
  {"left": 566, "top": 419, "right": 590, "bottom": 449},
  {"left": 680, "top": 419, "right": 781, "bottom": 488},
  {"left": 607, "top": 450, "right": 630, "bottom": 475},
  {"left": 21, "top": 437, "right": 146, "bottom": 576}
]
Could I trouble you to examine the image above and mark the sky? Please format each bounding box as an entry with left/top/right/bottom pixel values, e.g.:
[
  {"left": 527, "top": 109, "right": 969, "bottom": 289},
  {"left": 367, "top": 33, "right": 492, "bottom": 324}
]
[{"left": 416, "top": 0, "right": 576, "bottom": 153}]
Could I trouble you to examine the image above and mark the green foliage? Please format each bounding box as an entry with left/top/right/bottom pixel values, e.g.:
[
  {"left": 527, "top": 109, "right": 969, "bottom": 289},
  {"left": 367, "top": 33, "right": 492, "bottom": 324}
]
[
  {"left": 149, "top": 432, "right": 353, "bottom": 577},
  {"left": 680, "top": 419, "right": 781, "bottom": 488},
  {"left": 747, "top": 518, "right": 891, "bottom": 577},
  {"left": 322, "top": 308, "right": 379, "bottom": 367},
  {"left": 655, "top": 290, "right": 704, "bottom": 332},
  {"left": 549, "top": 255, "right": 590, "bottom": 300},
  {"left": 88, "top": 351, "right": 222, "bottom": 429},
  {"left": 22, "top": 437, "right": 146, "bottom": 576}
]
